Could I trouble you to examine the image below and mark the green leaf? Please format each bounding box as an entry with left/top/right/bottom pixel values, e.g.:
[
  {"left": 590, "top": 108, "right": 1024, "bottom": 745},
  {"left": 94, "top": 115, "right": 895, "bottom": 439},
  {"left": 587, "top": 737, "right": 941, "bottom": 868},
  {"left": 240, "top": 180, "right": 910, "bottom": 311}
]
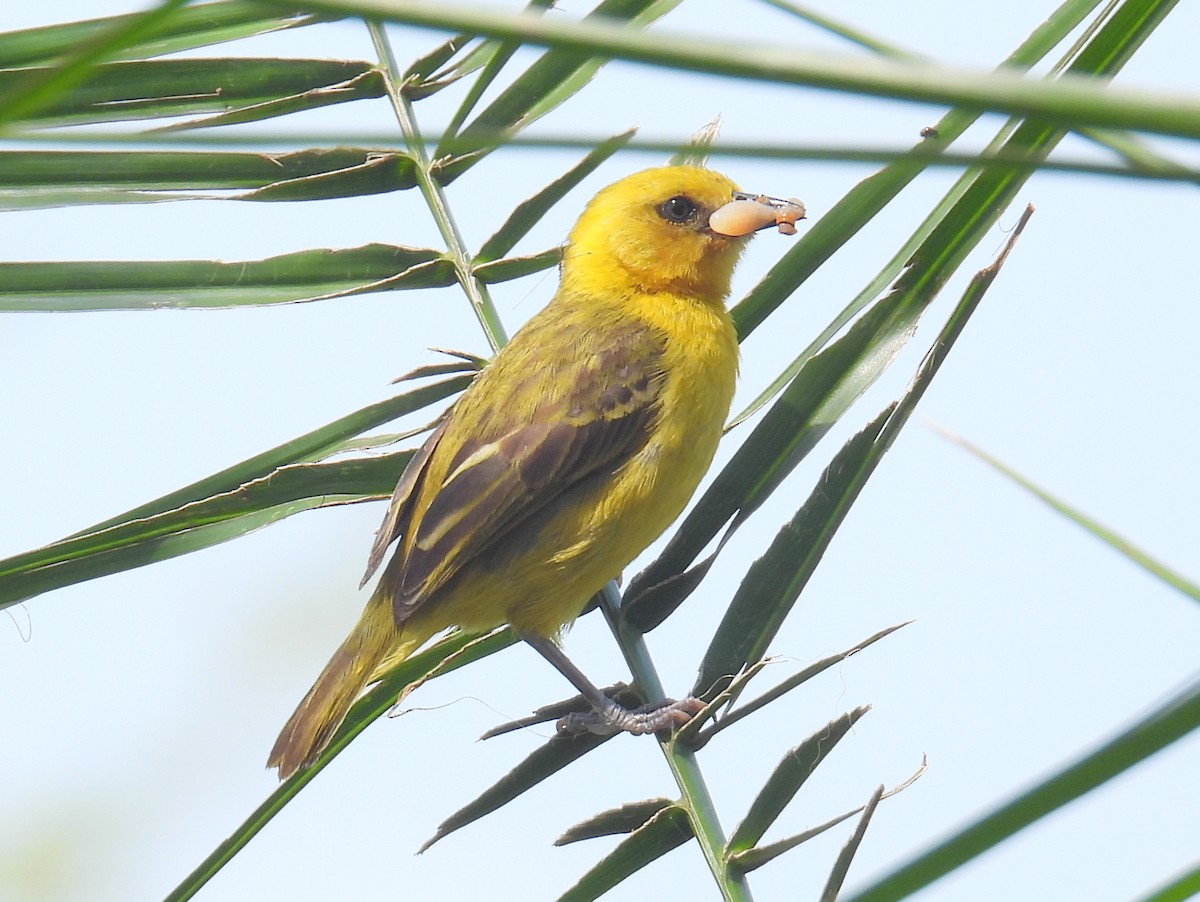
[
  {"left": 757, "top": 0, "right": 923, "bottom": 59},
  {"left": 391, "top": 352, "right": 485, "bottom": 384},
  {"left": 731, "top": 0, "right": 1171, "bottom": 417},
  {"left": 95, "top": 375, "right": 470, "bottom": 533},
  {"left": 625, "top": 2, "right": 1087, "bottom": 630},
  {"left": 726, "top": 707, "right": 870, "bottom": 855},
  {"left": 847, "top": 674, "right": 1200, "bottom": 902},
  {"left": 166, "top": 627, "right": 518, "bottom": 902},
  {"left": 729, "top": 804, "right": 867, "bottom": 874},
  {"left": 0, "top": 0, "right": 193, "bottom": 129},
  {"left": 932, "top": 426, "right": 1200, "bottom": 606},
  {"left": 729, "top": 758, "right": 927, "bottom": 874},
  {"left": 435, "top": 0, "right": 556, "bottom": 140},
  {"left": 693, "top": 205, "right": 1033, "bottom": 694},
  {"left": 435, "top": 0, "right": 681, "bottom": 178},
  {"left": 726, "top": 0, "right": 1099, "bottom": 344},
  {"left": 297, "top": 0, "right": 1200, "bottom": 140},
  {"left": 623, "top": 283, "right": 919, "bottom": 632},
  {"left": 0, "top": 2, "right": 330, "bottom": 68},
  {"left": 241, "top": 150, "right": 417, "bottom": 200},
  {"left": 0, "top": 148, "right": 417, "bottom": 209},
  {"left": 0, "top": 374, "right": 471, "bottom": 608},
  {"left": 689, "top": 405, "right": 895, "bottom": 693},
  {"left": 0, "top": 58, "right": 382, "bottom": 130},
  {"left": 720, "top": 25, "right": 1104, "bottom": 427},
  {"left": 421, "top": 731, "right": 616, "bottom": 852},
  {"left": 414, "top": 676, "right": 650, "bottom": 853},
  {"left": 403, "top": 32, "right": 473, "bottom": 84},
  {"left": 155, "top": 67, "right": 386, "bottom": 133},
  {"left": 689, "top": 623, "right": 909, "bottom": 748},
  {"left": 819, "top": 784, "right": 885, "bottom": 902},
  {"left": 1132, "top": 858, "right": 1200, "bottom": 902},
  {"left": 7, "top": 3, "right": 1185, "bottom": 901},
  {"left": 471, "top": 128, "right": 635, "bottom": 263},
  {"left": 0, "top": 244, "right": 454, "bottom": 311},
  {"left": 556, "top": 798, "right": 674, "bottom": 845},
  {"left": 557, "top": 804, "right": 694, "bottom": 902},
  {"left": 471, "top": 247, "right": 561, "bottom": 283},
  {"left": 0, "top": 455, "right": 406, "bottom": 608}
]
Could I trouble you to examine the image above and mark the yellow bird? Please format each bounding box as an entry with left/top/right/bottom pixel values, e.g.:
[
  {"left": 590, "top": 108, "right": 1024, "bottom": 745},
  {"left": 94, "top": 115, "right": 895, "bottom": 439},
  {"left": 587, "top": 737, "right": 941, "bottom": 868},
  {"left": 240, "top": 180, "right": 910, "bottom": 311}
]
[{"left": 269, "top": 166, "right": 803, "bottom": 778}]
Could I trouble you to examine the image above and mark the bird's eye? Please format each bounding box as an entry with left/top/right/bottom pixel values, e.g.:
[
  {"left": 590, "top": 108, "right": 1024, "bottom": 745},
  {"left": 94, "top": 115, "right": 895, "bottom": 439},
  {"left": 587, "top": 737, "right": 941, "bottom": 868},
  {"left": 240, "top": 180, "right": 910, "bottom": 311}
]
[{"left": 657, "top": 195, "right": 699, "bottom": 224}]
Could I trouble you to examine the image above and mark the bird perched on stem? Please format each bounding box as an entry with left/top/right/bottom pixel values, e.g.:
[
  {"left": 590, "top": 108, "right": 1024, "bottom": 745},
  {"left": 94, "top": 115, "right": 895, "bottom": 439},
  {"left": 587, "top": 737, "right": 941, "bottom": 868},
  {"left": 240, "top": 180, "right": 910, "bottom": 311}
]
[{"left": 269, "top": 166, "right": 804, "bottom": 779}]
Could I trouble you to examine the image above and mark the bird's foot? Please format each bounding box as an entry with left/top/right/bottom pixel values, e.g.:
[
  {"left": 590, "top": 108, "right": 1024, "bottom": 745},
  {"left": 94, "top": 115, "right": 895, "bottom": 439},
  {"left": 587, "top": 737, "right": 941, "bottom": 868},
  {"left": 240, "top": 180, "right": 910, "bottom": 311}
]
[{"left": 556, "top": 695, "right": 705, "bottom": 737}]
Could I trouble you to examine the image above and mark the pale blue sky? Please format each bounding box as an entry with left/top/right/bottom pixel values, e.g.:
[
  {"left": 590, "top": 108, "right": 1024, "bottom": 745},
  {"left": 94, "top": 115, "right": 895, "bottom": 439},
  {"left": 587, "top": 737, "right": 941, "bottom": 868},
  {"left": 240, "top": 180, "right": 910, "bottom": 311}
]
[{"left": 2, "top": 2, "right": 1198, "bottom": 901}]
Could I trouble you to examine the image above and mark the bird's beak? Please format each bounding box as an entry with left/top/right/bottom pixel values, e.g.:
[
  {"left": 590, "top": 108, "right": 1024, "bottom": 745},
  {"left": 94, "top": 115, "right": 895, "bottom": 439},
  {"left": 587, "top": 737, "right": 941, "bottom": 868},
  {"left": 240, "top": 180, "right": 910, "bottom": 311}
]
[{"left": 708, "top": 192, "right": 807, "bottom": 237}]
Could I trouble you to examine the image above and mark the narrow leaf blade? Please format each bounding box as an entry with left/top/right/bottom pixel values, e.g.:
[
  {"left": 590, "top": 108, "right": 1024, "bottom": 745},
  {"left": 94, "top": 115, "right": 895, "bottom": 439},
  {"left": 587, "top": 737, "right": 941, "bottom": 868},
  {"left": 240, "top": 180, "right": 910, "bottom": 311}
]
[
  {"left": 471, "top": 128, "right": 635, "bottom": 262},
  {"left": 0, "top": 148, "right": 417, "bottom": 210},
  {"left": 1, "top": 58, "right": 382, "bottom": 129},
  {"left": 557, "top": 805, "right": 694, "bottom": 902},
  {"left": 421, "top": 732, "right": 615, "bottom": 852},
  {"left": 847, "top": 674, "right": 1200, "bottom": 902},
  {"left": 0, "top": 2, "right": 330, "bottom": 68},
  {"left": 727, "top": 707, "right": 870, "bottom": 854},
  {"left": 819, "top": 785, "right": 885, "bottom": 902},
  {"left": 556, "top": 798, "right": 674, "bottom": 845},
  {"left": 0, "top": 244, "right": 453, "bottom": 311}
]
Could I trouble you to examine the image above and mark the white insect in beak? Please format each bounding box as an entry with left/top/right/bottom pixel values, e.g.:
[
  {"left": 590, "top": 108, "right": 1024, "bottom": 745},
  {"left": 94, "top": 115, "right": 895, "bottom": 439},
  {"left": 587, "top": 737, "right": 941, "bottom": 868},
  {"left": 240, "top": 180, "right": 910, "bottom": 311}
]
[{"left": 709, "top": 192, "right": 807, "bottom": 237}]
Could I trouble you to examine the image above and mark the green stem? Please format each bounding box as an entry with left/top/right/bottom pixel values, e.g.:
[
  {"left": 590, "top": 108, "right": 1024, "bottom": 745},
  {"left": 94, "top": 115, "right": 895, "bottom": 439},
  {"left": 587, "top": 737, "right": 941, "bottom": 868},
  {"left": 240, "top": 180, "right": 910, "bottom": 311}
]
[
  {"left": 367, "top": 21, "right": 509, "bottom": 352},
  {"left": 375, "top": 15, "right": 734, "bottom": 894},
  {"left": 600, "top": 583, "right": 754, "bottom": 902}
]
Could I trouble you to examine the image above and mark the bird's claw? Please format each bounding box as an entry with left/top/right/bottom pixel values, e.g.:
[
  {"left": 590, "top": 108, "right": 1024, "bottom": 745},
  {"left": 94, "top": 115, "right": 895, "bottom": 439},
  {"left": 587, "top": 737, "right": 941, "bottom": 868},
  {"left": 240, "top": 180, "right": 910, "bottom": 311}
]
[{"left": 556, "top": 696, "right": 706, "bottom": 737}]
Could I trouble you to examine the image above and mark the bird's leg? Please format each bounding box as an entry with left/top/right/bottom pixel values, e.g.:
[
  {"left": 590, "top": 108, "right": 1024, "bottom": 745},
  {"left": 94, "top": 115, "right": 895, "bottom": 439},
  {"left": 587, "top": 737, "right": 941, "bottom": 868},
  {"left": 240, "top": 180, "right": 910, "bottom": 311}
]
[{"left": 520, "top": 632, "right": 705, "bottom": 737}]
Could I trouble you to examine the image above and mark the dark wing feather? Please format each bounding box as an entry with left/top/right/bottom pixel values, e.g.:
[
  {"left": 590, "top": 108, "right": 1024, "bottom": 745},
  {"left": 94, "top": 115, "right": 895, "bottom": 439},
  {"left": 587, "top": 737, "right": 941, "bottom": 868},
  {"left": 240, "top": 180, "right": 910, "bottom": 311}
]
[
  {"left": 387, "top": 320, "right": 666, "bottom": 623},
  {"left": 359, "top": 416, "right": 450, "bottom": 588}
]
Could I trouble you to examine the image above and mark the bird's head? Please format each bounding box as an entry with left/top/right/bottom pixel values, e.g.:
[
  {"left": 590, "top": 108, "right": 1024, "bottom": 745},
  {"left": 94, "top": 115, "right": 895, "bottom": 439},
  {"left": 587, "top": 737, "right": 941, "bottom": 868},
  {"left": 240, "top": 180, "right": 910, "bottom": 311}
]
[{"left": 561, "top": 165, "right": 803, "bottom": 304}]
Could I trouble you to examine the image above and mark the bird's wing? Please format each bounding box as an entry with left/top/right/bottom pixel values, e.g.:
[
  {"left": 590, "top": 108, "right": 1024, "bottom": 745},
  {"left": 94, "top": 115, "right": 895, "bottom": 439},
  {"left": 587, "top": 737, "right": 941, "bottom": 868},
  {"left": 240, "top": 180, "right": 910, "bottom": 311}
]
[
  {"left": 359, "top": 415, "right": 451, "bottom": 589},
  {"left": 384, "top": 319, "right": 666, "bottom": 624}
]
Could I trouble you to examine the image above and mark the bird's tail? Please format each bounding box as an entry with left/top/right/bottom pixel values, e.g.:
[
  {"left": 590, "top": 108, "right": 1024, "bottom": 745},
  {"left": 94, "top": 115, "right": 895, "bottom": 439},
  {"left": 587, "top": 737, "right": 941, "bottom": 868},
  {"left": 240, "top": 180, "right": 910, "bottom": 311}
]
[{"left": 268, "top": 593, "right": 426, "bottom": 780}]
